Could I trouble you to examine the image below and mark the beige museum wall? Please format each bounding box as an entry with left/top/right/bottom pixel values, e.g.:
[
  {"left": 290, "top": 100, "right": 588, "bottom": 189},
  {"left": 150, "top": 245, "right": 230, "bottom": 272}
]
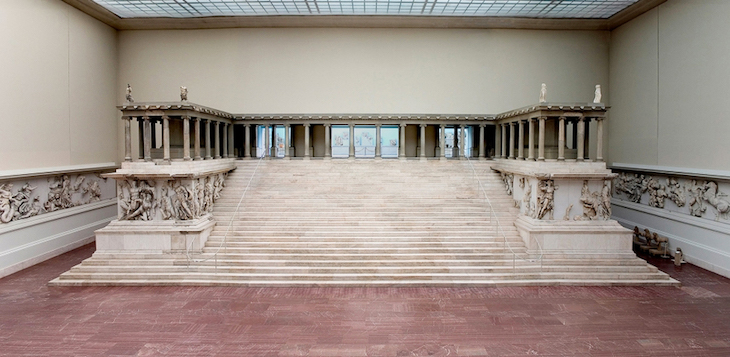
[
  {"left": 609, "top": 0, "right": 730, "bottom": 171},
  {"left": 117, "top": 28, "right": 608, "bottom": 116},
  {"left": 0, "top": 0, "right": 119, "bottom": 171}
]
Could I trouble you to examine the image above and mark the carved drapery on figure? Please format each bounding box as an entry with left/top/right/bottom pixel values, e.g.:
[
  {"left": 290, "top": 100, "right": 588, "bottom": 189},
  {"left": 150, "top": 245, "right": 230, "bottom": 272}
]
[
  {"left": 536, "top": 179, "right": 556, "bottom": 220},
  {"left": 576, "top": 180, "right": 611, "bottom": 221},
  {"left": 501, "top": 172, "right": 514, "bottom": 196}
]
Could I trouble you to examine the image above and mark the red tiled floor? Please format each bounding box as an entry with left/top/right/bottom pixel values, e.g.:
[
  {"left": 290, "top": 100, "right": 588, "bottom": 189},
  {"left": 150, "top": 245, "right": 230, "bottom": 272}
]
[{"left": 1, "top": 244, "right": 730, "bottom": 356}]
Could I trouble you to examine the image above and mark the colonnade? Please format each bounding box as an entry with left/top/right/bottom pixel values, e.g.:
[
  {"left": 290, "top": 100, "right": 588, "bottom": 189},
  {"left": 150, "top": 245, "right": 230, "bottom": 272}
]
[
  {"left": 494, "top": 115, "right": 604, "bottom": 161},
  {"left": 122, "top": 115, "right": 234, "bottom": 162},
  {"left": 241, "top": 122, "right": 493, "bottom": 159}
]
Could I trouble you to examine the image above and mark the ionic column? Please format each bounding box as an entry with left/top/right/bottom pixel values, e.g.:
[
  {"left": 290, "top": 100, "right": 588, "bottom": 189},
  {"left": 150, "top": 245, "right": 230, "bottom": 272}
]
[
  {"left": 264, "top": 124, "right": 270, "bottom": 158},
  {"left": 375, "top": 124, "right": 381, "bottom": 158},
  {"left": 440, "top": 124, "right": 446, "bottom": 159},
  {"left": 459, "top": 124, "right": 466, "bottom": 159},
  {"left": 214, "top": 121, "right": 221, "bottom": 159},
  {"left": 304, "top": 123, "right": 311, "bottom": 159},
  {"left": 596, "top": 118, "right": 604, "bottom": 161},
  {"left": 517, "top": 120, "right": 524, "bottom": 160},
  {"left": 419, "top": 124, "right": 426, "bottom": 158},
  {"left": 558, "top": 116, "right": 566, "bottom": 161},
  {"left": 501, "top": 123, "right": 507, "bottom": 159},
  {"left": 182, "top": 116, "right": 191, "bottom": 160},
  {"left": 222, "top": 123, "right": 228, "bottom": 158},
  {"left": 527, "top": 118, "right": 535, "bottom": 160},
  {"left": 399, "top": 123, "right": 406, "bottom": 159},
  {"left": 479, "top": 124, "right": 486, "bottom": 159},
  {"left": 143, "top": 116, "right": 152, "bottom": 162},
  {"left": 205, "top": 120, "right": 212, "bottom": 159},
  {"left": 508, "top": 122, "right": 515, "bottom": 159},
  {"left": 162, "top": 115, "right": 171, "bottom": 162},
  {"left": 577, "top": 117, "right": 585, "bottom": 161},
  {"left": 123, "top": 116, "right": 132, "bottom": 162},
  {"left": 194, "top": 118, "right": 201, "bottom": 160},
  {"left": 538, "top": 116, "right": 546, "bottom": 161},
  {"left": 349, "top": 124, "right": 355, "bottom": 158},
  {"left": 583, "top": 118, "right": 590, "bottom": 161},
  {"left": 284, "top": 124, "right": 290, "bottom": 159},
  {"left": 244, "top": 124, "right": 251, "bottom": 158},
  {"left": 324, "top": 123, "right": 331, "bottom": 158},
  {"left": 228, "top": 123, "right": 234, "bottom": 158}
]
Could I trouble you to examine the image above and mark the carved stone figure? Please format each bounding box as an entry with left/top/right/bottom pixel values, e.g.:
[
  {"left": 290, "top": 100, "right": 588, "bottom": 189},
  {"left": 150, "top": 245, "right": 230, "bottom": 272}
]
[
  {"left": 158, "top": 182, "right": 175, "bottom": 220},
  {"left": 702, "top": 181, "right": 729, "bottom": 220},
  {"left": 614, "top": 173, "right": 647, "bottom": 203},
  {"left": 45, "top": 175, "right": 76, "bottom": 212},
  {"left": 126, "top": 84, "right": 134, "bottom": 103},
  {"left": 204, "top": 177, "right": 215, "bottom": 213},
  {"left": 180, "top": 86, "right": 188, "bottom": 101},
  {"left": 12, "top": 183, "right": 39, "bottom": 220},
  {"left": 666, "top": 178, "right": 686, "bottom": 207},
  {"left": 83, "top": 181, "right": 102, "bottom": 203},
  {"left": 536, "top": 180, "right": 555, "bottom": 220},
  {"left": 539, "top": 83, "right": 547, "bottom": 103},
  {"left": 20, "top": 197, "right": 43, "bottom": 220},
  {"left": 578, "top": 180, "right": 611, "bottom": 221},
  {"left": 500, "top": 172, "right": 514, "bottom": 196},
  {"left": 563, "top": 204, "right": 573, "bottom": 221},
  {"left": 522, "top": 180, "right": 534, "bottom": 218},
  {"left": 688, "top": 180, "right": 707, "bottom": 217},
  {"left": 646, "top": 177, "right": 668, "bottom": 208},
  {"left": 213, "top": 173, "right": 225, "bottom": 200},
  {"left": 121, "top": 180, "right": 156, "bottom": 221},
  {"left": 174, "top": 183, "right": 195, "bottom": 220},
  {"left": 196, "top": 178, "right": 205, "bottom": 216},
  {"left": 593, "top": 85, "right": 602, "bottom": 103},
  {"left": 0, "top": 184, "right": 14, "bottom": 223}
]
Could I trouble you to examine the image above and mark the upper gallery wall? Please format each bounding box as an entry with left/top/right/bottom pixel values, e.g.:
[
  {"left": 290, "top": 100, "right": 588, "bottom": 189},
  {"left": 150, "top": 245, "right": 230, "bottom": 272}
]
[
  {"left": 117, "top": 28, "right": 609, "bottom": 115},
  {"left": 0, "top": 0, "right": 118, "bottom": 171},
  {"left": 609, "top": 0, "right": 730, "bottom": 172}
]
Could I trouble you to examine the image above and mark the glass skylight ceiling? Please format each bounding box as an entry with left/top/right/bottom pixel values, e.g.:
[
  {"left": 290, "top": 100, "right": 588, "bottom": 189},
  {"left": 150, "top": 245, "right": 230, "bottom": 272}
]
[{"left": 93, "top": 0, "right": 639, "bottom": 19}]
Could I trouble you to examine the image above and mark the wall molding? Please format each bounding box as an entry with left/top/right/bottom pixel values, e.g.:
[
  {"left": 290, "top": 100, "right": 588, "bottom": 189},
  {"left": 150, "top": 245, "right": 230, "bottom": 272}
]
[
  {"left": 0, "top": 162, "right": 118, "bottom": 181},
  {"left": 0, "top": 199, "right": 117, "bottom": 235},
  {"left": 612, "top": 199, "right": 730, "bottom": 235},
  {"left": 610, "top": 162, "right": 730, "bottom": 181}
]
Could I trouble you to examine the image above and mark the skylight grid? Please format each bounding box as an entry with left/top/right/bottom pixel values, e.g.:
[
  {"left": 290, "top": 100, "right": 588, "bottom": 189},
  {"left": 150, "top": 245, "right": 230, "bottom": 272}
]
[{"left": 93, "top": 0, "right": 639, "bottom": 18}]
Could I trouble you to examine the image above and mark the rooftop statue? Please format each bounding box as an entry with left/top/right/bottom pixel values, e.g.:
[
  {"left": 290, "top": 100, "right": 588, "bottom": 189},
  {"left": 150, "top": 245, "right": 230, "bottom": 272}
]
[
  {"left": 539, "top": 83, "right": 547, "bottom": 103},
  {"left": 125, "top": 84, "right": 134, "bottom": 103},
  {"left": 180, "top": 86, "right": 188, "bottom": 102},
  {"left": 594, "top": 85, "right": 602, "bottom": 103}
]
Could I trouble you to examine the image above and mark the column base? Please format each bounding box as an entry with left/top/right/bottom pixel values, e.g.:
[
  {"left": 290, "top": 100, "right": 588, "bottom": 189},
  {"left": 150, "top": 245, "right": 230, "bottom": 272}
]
[
  {"left": 157, "top": 160, "right": 172, "bottom": 166},
  {"left": 324, "top": 156, "right": 332, "bottom": 160},
  {"left": 303, "top": 156, "right": 311, "bottom": 161}
]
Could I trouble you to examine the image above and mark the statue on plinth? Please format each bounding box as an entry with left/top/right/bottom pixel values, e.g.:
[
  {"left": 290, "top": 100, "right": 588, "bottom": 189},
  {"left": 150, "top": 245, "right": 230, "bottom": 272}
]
[
  {"left": 593, "top": 85, "right": 602, "bottom": 103},
  {"left": 539, "top": 83, "right": 547, "bottom": 103},
  {"left": 180, "top": 86, "right": 188, "bottom": 102},
  {"left": 125, "top": 84, "right": 134, "bottom": 103}
]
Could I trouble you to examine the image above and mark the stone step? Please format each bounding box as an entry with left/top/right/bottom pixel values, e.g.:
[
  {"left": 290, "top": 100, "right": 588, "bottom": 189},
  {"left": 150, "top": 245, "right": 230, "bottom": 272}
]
[
  {"left": 53, "top": 271, "right": 672, "bottom": 283},
  {"left": 68, "top": 265, "right": 658, "bottom": 275}
]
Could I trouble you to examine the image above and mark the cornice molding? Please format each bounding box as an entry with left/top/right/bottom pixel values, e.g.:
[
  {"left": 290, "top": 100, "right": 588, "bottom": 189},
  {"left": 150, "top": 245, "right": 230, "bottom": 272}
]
[{"left": 63, "top": 0, "right": 664, "bottom": 31}]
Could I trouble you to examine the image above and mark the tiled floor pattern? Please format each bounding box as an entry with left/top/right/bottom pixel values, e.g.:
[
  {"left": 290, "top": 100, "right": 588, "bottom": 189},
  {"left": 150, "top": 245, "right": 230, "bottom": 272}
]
[{"left": 1, "top": 244, "right": 729, "bottom": 356}]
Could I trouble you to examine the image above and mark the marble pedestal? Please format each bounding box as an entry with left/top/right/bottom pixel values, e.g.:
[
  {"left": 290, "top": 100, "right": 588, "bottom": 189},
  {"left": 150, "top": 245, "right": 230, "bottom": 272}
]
[{"left": 95, "top": 216, "right": 215, "bottom": 253}]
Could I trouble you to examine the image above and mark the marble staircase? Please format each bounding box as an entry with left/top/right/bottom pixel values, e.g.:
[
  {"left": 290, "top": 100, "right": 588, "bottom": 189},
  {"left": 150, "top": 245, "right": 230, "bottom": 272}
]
[{"left": 51, "top": 159, "right": 677, "bottom": 286}]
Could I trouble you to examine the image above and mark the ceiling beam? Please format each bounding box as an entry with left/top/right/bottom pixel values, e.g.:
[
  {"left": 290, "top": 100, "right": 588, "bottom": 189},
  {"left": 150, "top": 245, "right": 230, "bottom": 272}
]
[{"left": 63, "top": 0, "right": 664, "bottom": 31}]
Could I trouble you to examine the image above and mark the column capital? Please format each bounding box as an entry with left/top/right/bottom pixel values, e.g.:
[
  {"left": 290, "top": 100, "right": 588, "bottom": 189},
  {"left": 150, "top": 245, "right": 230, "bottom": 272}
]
[
  {"left": 479, "top": 124, "right": 486, "bottom": 128},
  {"left": 323, "top": 123, "right": 330, "bottom": 128},
  {"left": 578, "top": 116, "right": 585, "bottom": 122},
  {"left": 375, "top": 123, "right": 381, "bottom": 128},
  {"left": 121, "top": 116, "right": 132, "bottom": 121},
  {"left": 142, "top": 115, "right": 150, "bottom": 121},
  {"left": 539, "top": 116, "right": 547, "bottom": 121},
  {"left": 440, "top": 124, "right": 445, "bottom": 128},
  {"left": 594, "top": 117, "right": 604, "bottom": 121},
  {"left": 459, "top": 124, "right": 466, "bottom": 128},
  {"left": 181, "top": 115, "right": 191, "bottom": 120},
  {"left": 400, "top": 123, "right": 406, "bottom": 128},
  {"left": 419, "top": 123, "right": 426, "bottom": 128},
  {"left": 303, "top": 123, "right": 310, "bottom": 128}
]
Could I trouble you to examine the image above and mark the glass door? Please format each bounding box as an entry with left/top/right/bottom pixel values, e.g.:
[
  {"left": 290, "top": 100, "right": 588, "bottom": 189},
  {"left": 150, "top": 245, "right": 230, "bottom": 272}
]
[
  {"left": 354, "top": 126, "right": 376, "bottom": 158},
  {"left": 380, "top": 126, "right": 399, "bottom": 158},
  {"left": 331, "top": 125, "right": 349, "bottom": 158}
]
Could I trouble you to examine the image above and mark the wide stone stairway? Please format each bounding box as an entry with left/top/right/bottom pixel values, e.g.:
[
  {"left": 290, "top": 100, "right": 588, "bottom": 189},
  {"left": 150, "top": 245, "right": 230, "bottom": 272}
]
[{"left": 51, "top": 159, "right": 676, "bottom": 286}]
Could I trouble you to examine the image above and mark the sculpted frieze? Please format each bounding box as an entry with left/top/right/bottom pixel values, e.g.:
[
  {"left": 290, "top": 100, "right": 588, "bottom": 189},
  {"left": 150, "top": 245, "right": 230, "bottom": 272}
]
[
  {"left": 576, "top": 180, "right": 611, "bottom": 221},
  {"left": 536, "top": 180, "right": 556, "bottom": 220},
  {"left": 612, "top": 169, "right": 729, "bottom": 222},
  {"left": 0, "top": 173, "right": 113, "bottom": 224}
]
